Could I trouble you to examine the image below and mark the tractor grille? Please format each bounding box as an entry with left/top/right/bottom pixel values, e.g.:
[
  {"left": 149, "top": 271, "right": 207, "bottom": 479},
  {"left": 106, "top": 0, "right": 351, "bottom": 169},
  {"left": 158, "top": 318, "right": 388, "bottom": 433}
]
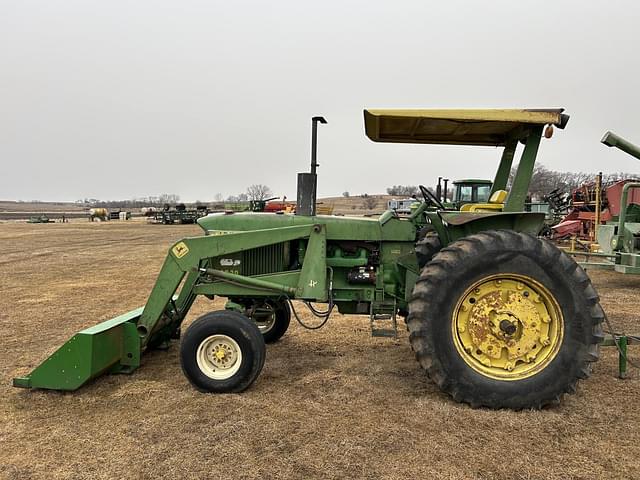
[{"left": 241, "top": 242, "right": 289, "bottom": 276}]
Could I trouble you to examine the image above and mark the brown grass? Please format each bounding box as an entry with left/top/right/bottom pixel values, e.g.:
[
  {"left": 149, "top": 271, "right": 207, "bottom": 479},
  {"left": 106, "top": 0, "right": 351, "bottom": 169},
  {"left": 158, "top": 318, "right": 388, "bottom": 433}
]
[
  {"left": 320, "top": 195, "right": 396, "bottom": 215},
  {"left": 0, "top": 201, "right": 88, "bottom": 214},
  {"left": 1, "top": 222, "right": 639, "bottom": 480}
]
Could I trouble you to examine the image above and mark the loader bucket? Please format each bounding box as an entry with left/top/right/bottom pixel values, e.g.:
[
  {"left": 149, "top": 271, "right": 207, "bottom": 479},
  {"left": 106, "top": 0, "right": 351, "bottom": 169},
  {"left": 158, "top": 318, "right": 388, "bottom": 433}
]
[{"left": 13, "top": 307, "right": 143, "bottom": 391}]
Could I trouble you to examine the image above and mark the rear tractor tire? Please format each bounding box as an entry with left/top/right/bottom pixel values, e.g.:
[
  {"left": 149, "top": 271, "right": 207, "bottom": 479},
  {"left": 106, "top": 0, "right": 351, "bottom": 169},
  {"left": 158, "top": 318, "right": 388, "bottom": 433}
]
[
  {"left": 407, "top": 230, "right": 604, "bottom": 410},
  {"left": 415, "top": 225, "right": 442, "bottom": 269},
  {"left": 180, "top": 310, "right": 266, "bottom": 393},
  {"left": 400, "top": 226, "right": 443, "bottom": 320}
]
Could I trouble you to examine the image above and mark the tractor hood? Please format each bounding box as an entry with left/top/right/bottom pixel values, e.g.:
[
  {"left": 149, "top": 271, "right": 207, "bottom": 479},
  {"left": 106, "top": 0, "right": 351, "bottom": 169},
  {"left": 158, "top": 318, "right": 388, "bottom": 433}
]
[{"left": 197, "top": 212, "right": 415, "bottom": 242}]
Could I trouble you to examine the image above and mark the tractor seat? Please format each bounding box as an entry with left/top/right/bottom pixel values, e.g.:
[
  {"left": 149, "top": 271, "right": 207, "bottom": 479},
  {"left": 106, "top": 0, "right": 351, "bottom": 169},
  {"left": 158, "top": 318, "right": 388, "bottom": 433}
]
[{"left": 460, "top": 190, "right": 508, "bottom": 212}]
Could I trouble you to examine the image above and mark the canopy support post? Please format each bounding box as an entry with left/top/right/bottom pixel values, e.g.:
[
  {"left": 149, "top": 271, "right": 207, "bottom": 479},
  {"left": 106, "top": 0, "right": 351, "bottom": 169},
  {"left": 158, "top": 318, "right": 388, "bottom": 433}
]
[{"left": 491, "top": 139, "right": 518, "bottom": 195}]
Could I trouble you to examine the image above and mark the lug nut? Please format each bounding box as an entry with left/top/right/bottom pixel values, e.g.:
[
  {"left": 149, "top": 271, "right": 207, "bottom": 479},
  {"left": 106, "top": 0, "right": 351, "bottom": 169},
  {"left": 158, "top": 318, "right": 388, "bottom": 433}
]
[{"left": 500, "top": 320, "right": 517, "bottom": 335}]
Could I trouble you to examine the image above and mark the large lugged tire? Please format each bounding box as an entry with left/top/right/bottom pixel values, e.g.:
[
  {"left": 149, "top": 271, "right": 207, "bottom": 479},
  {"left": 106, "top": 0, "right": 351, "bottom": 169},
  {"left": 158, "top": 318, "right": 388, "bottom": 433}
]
[
  {"left": 401, "top": 226, "right": 444, "bottom": 320},
  {"left": 415, "top": 225, "right": 442, "bottom": 269},
  {"left": 407, "top": 230, "right": 604, "bottom": 409},
  {"left": 180, "top": 310, "right": 266, "bottom": 393}
]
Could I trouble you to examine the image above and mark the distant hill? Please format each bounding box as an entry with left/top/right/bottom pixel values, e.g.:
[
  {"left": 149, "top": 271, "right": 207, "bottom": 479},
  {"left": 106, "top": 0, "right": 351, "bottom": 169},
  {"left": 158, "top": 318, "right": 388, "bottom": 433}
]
[{"left": 318, "top": 195, "right": 399, "bottom": 215}]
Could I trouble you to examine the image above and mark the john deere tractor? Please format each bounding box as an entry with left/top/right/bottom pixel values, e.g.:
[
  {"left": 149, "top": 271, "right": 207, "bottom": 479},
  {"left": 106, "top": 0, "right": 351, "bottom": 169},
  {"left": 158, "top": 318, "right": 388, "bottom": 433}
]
[{"left": 14, "top": 109, "right": 604, "bottom": 409}]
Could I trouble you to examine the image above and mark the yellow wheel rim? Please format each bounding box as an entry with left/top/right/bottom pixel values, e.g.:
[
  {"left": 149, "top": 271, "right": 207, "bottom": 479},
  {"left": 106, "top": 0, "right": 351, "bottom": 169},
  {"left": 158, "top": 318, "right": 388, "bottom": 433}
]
[{"left": 452, "top": 273, "right": 563, "bottom": 381}]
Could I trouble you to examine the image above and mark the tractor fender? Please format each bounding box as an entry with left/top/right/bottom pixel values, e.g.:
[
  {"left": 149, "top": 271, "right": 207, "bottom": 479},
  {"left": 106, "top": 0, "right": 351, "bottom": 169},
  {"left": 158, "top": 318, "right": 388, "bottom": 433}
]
[{"left": 438, "top": 211, "right": 545, "bottom": 244}]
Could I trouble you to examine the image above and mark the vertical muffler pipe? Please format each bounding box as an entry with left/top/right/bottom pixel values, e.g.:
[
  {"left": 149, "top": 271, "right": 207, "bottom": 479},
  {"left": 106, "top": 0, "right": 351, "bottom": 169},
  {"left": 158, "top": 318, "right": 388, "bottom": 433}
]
[{"left": 297, "top": 116, "right": 327, "bottom": 216}]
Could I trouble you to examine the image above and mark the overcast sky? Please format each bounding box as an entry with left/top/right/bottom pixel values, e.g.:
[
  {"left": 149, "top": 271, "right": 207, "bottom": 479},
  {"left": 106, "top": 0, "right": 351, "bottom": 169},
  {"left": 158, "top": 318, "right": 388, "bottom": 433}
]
[{"left": 1, "top": 1, "right": 639, "bottom": 202}]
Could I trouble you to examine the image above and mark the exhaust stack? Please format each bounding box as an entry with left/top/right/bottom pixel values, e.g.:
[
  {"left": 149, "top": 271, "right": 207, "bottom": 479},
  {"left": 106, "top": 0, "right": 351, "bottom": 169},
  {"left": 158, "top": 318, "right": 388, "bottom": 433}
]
[{"left": 297, "top": 116, "right": 327, "bottom": 216}]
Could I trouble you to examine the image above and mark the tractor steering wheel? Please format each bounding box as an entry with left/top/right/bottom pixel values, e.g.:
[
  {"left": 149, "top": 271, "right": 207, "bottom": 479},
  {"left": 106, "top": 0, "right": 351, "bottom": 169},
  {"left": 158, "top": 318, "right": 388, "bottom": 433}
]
[{"left": 419, "top": 185, "right": 446, "bottom": 210}]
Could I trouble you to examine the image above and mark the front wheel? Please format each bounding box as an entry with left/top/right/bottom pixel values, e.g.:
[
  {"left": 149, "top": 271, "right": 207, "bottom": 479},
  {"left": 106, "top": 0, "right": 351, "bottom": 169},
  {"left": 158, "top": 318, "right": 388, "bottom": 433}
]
[
  {"left": 180, "top": 310, "right": 266, "bottom": 393},
  {"left": 407, "top": 230, "right": 604, "bottom": 409}
]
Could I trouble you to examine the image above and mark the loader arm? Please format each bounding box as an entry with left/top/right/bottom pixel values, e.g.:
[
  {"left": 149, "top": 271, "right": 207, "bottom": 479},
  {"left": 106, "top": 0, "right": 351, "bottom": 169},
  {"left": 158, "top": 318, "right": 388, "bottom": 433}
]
[{"left": 14, "top": 224, "right": 326, "bottom": 391}]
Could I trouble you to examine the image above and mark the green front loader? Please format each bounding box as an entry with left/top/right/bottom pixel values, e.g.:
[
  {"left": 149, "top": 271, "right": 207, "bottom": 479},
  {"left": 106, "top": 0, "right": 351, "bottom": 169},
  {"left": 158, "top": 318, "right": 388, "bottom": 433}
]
[{"left": 14, "top": 108, "right": 604, "bottom": 410}]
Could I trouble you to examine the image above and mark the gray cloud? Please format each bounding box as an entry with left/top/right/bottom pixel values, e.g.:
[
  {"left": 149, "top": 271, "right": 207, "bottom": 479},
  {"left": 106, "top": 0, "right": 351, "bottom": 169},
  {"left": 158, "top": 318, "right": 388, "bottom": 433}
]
[{"left": 1, "top": 0, "right": 639, "bottom": 202}]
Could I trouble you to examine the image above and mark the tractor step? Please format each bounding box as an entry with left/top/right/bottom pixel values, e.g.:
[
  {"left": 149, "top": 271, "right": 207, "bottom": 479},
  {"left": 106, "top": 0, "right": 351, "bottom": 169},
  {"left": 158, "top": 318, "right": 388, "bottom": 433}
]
[{"left": 369, "top": 299, "right": 398, "bottom": 339}]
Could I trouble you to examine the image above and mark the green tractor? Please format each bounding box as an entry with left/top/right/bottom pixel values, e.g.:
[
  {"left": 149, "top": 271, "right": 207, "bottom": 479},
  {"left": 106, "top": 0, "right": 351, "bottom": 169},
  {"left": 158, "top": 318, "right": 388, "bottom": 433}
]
[
  {"left": 449, "top": 179, "right": 493, "bottom": 210},
  {"left": 14, "top": 109, "right": 604, "bottom": 409},
  {"left": 435, "top": 177, "right": 493, "bottom": 210}
]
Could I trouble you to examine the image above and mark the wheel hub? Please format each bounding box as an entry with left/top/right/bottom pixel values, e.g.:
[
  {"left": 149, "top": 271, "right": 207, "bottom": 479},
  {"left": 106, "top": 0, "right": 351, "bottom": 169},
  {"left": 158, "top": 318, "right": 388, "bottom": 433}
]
[
  {"left": 453, "top": 274, "right": 563, "bottom": 380},
  {"left": 196, "top": 334, "right": 242, "bottom": 380},
  {"left": 499, "top": 319, "right": 517, "bottom": 336},
  {"left": 251, "top": 304, "right": 276, "bottom": 333},
  {"left": 208, "top": 341, "right": 238, "bottom": 367}
]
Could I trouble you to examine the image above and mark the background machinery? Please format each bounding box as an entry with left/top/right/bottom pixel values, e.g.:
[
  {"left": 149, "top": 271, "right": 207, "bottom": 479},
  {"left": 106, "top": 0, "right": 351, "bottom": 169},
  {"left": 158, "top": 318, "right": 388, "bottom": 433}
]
[
  {"left": 151, "top": 203, "right": 209, "bottom": 224},
  {"left": 551, "top": 176, "right": 640, "bottom": 241},
  {"left": 448, "top": 179, "right": 492, "bottom": 210},
  {"left": 27, "top": 215, "right": 54, "bottom": 224},
  {"left": 88, "top": 208, "right": 109, "bottom": 222},
  {"left": 387, "top": 198, "right": 419, "bottom": 214},
  {"left": 573, "top": 131, "right": 640, "bottom": 273},
  {"left": 564, "top": 131, "right": 640, "bottom": 378},
  {"left": 14, "top": 109, "right": 603, "bottom": 410}
]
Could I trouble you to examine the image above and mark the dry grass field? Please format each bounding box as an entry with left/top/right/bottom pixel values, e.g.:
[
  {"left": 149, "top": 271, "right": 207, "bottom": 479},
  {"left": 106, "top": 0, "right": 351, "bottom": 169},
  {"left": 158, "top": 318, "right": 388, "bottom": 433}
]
[
  {"left": 1, "top": 221, "right": 640, "bottom": 479},
  {"left": 0, "top": 201, "right": 87, "bottom": 220},
  {"left": 0, "top": 201, "right": 86, "bottom": 213}
]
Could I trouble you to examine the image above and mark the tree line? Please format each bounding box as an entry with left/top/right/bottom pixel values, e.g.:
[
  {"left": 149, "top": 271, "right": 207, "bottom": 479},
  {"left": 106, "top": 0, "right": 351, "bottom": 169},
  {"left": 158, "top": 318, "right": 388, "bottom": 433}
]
[
  {"left": 384, "top": 166, "right": 640, "bottom": 203},
  {"left": 510, "top": 164, "right": 640, "bottom": 200},
  {"left": 77, "top": 184, "right": 275, "bottom": 208}
]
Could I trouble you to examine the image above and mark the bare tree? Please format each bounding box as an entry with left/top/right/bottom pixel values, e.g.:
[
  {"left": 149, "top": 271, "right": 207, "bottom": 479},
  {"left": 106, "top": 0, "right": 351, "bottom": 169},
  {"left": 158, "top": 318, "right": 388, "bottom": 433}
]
[
  {"left": 509, "top": 163, "right": 640, "bottom": 199},
  {"left": 362, "top": 194, "right": 378, "bottom": 210},
  {"left": 387, "top": 185, "right": 419, "bottom": 196},
  {"left": 227, "top": 193, "right": 249, "bottom": 202},
  {"left": 342, "top": 191, "right": 350, "bottom": 197},
  {"left": 246, "top": 184, "right": 273, "bottom": 201},
  {"left": 214, "top": 193, "right": 223, "bottom": 202},
  {"left": 158, "top": 193, "right": 180, "bottom": 204}
]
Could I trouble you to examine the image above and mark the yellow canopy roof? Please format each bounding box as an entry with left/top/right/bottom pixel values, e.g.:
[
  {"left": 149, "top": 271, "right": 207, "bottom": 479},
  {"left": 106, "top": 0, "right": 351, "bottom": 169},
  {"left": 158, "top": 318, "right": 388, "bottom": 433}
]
[{"left": 364, "top": 108, "right": 568, "bottom": 146}]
